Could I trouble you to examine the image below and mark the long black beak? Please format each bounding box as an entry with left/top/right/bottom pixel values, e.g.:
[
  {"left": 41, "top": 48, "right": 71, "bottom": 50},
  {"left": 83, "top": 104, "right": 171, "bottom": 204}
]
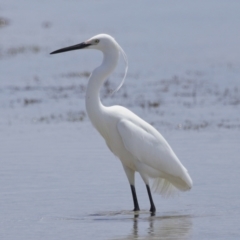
[{"left": 50, "top": 42, "right": 91, "bottom": 54}]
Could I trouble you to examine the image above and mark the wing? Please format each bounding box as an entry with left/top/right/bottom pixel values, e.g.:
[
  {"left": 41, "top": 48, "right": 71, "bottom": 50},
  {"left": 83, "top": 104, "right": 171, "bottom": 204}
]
[{"left": 117, "top": 119, "right": 192, "bottom": 189}]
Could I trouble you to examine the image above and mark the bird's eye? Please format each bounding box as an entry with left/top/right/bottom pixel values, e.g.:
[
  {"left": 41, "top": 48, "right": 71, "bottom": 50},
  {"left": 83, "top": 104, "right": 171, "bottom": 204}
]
[{"left": 95, "top": 39, "right": 100, "bottom": 43}]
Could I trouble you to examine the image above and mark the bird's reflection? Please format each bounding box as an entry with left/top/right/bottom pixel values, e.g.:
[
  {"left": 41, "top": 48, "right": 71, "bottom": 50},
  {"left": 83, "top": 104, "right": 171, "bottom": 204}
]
[
  {"left": 114, "top": 212, "right": 192, "bottom": 240},
  {"left": 132, "top": 213, "right": 139, "bottom": 236}
]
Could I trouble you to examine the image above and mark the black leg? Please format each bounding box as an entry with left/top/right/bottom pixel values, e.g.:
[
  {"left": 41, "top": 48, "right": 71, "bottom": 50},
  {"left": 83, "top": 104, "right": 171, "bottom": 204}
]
[
  {"left": 130, "top": 185, "right": 140, "bottom": 211},
  {"left": 146, "top": 185, "right": 156, "bottom": 213}
]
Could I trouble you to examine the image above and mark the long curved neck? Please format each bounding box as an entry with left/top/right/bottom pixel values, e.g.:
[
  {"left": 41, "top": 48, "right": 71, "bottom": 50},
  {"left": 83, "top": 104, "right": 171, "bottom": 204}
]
[{"left": 86, "top": 48, "right": 119, "bottom": 129}]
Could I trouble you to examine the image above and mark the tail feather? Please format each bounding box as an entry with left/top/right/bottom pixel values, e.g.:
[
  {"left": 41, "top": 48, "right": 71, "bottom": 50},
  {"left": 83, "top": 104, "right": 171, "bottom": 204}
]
[
  {"left": 152, "top": 178, "right": 178, "bottom": 197},
  {"left": 151, "top": 171, "right": 193, "bottom": 197}
]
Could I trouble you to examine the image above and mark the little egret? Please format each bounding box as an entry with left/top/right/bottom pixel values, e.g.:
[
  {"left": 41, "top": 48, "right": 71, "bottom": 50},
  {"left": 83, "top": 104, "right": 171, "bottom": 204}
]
[{"left": 50, "top": 34, "right": 192, "bottom": 213}]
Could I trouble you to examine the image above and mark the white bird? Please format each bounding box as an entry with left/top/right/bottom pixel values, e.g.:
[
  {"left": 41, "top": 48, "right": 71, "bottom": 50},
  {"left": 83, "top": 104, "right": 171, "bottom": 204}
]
[{"left": 50, "top": 34, "right": 192, "bottom": 213}]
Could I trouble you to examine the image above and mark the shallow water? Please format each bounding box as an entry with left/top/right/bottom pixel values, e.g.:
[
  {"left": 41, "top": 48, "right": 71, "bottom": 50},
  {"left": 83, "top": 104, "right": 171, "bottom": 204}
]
[
  {"left": 1, "top": 125, "right": 240, "bottom": 239},
  {"left": 1, "top": 0, "right": 240, "bottom": 239}
]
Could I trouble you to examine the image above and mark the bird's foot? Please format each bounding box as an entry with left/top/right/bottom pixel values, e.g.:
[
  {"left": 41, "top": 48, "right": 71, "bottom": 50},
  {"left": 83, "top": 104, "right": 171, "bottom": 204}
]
[
  {"left": 133, "top": 207, "right": 140, "bottom": 212},
  {"left": 150, "top": 206, "right": 156, "bottom": 213}
]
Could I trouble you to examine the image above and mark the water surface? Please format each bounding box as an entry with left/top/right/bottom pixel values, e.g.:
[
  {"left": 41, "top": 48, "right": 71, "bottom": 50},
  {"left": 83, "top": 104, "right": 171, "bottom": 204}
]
[{"left": 1, "top": 0, "right": 240, "bottom": 239}]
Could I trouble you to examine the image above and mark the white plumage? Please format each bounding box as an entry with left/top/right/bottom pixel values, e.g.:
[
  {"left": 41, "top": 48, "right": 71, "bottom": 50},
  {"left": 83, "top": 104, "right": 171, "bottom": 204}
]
[{"left": 51, "top": 34, "right": 192, "bottom": 212}]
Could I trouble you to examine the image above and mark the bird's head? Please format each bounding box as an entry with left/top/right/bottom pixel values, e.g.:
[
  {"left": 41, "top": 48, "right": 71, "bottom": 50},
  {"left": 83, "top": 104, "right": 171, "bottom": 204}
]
[
  {"left": 50, "top": 33, "right": 128, "bottom": 94},
  {"left": 50, "top": 34, "right": 119, "bottom": 54}
]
